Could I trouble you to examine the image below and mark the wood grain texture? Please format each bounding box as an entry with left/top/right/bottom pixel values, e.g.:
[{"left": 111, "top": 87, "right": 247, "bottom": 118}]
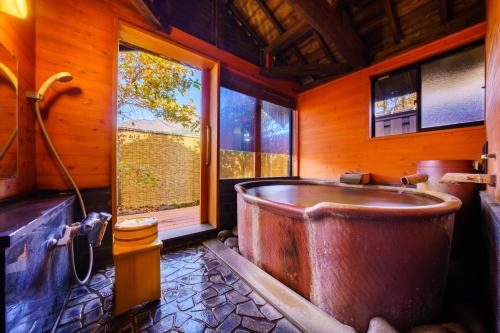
[
  {"left": 0, "top": 0, "right": 36, "bottom": 200},
  {"left": 233, "top": 0, "right": 485, "bottom": 82},
  {"left": 34, "top": 0, "right": 297, "bottom": 192},
  {"left": 485, "top": 0, "right": 500, "bottom": 201},
  {"left": 298, "top": 23, "right": 487, "bottom": 185}
]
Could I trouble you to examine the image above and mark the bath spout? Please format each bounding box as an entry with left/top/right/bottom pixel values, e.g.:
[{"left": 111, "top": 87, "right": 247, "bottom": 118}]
[
  {"left": 440, "top": 173, "right": 496, "bottom": 187},
  {"left": 81, "top": 212, "right": 111, "bottom": 247},
  {"left": 401, "top": 174, "right": 428, "bottom": 186}
]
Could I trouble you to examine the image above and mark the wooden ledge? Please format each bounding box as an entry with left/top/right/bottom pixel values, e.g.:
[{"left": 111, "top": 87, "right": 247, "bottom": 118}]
[{"left": 202, "top": 238, "right": 357, "bottom": 333}]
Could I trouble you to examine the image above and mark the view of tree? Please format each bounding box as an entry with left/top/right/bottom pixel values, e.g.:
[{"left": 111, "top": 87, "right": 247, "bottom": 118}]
[
  {"left": 117, "top": 49, "right": 201, "bottom": 132},
  {"left": 374, "top": 92, "right": 417, "bottom": 116}
]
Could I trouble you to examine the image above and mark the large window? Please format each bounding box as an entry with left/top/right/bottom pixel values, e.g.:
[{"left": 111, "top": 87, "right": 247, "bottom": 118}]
[
  {"left": 372, "top": 42, "right": 484, "bottom": 137},
  {"left": 220, "top": 87, "right": 292, "bottom": 179}
]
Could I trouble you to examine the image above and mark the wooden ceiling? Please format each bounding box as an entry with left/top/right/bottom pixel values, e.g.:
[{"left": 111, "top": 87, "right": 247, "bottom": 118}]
[{"left": 142, "top": 0, "right": 485, "bottom": 92}]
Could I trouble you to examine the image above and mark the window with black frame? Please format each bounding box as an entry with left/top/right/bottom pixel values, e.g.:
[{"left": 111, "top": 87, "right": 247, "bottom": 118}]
[
  {"left": 219, "top": 87, "right": 293, "bottom": 179},
  {"left": 371, "top": 42, "right": 485, "bottom": 138}
]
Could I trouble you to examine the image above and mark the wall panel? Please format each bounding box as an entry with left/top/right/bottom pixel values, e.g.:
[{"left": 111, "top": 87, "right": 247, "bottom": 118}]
[
  {"left": 34, "top": 0, "right": 296, "bottom": 191},
  {"left": 0, "top": 1, "right": 36, "bottom": 200},
  {"left": 298, "top": 23, "right": 487, "bottom": 185}
]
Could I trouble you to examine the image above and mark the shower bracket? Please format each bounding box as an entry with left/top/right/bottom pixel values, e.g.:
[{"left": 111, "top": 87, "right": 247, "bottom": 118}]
[{"left": 25, "top": 91, "right": 43, "bottom": 100}]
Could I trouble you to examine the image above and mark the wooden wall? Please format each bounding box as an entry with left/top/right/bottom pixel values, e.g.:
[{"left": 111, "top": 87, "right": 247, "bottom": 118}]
[
  {"left": 34, "top": 0, "right": 296, "bottom": 191},
  {"left": 298, "top": 23, "right": 487, "bottom": 185},
  {"left": 0, "top": 1, "right": 36, "bottom": 200},
  {"left": 486, "top": 0, "right": 500, "bottom": 202}
]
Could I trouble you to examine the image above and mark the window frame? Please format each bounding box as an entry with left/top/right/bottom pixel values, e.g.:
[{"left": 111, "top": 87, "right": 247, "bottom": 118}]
[
  {"left": 219, "top": 86, "right": 294, "bottom": 179},
  {"left": 370, "top": 40, "right": 485, "bottom": 138}
]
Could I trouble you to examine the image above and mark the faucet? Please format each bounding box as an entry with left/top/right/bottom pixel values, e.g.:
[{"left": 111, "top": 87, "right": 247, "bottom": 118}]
[
  {"left": 439, "top": 153, "right": 497, "bottom": 187},
  {"left": 440, "top": 173, "right": 496, "bottom": 187},
  {"left": 401, "top": 174, "right": 429, "bottom": 186},
  {"left": 48, "top": 212, "right": 111, "bottom": 249}
]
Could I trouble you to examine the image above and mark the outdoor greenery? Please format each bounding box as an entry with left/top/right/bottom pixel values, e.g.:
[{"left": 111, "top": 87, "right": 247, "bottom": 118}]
[
  {"left": 117, "top": 49, "right": 201, "bottom": 132},
  {"left": 117, "top": 49, "right": 202, "bottom": 208}
]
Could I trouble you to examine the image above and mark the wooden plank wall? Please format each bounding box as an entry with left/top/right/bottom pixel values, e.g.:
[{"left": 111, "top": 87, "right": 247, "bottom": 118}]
[
  {"left": 34, "top": 0, "right": 297, "bottom": 192},
  {"left": 486, "top": 0, "right": 500, "bottom": 202},
  {"left": 298, "top": 23, "right": 487, "bottom": 185},
  {"left": 0, "top": 1, "right": 36, "bottom": 200}
]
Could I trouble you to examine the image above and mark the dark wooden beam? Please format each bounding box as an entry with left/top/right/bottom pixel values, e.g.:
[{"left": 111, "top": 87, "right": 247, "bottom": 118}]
[
  {"left": 313, "top": 31, "right": 336, "bottom": 63},
  {"left": 260, "top": 63, "right": 350, "bottom": 78},
  {"left": 295, "top": 74, "right": 341, "bottom": 93},
  {"left": 254, "top": 0, "right": 305, "bottom": 62},
  {"left": 383, "top": 0, "right": 401, "bottom": 43},
  {"left": 226, "top": 2, "right": 266, "bottom": 47},
  {"left": 138, "top": 0, "right": 168, "bottom": 31},
  {"left": 254, "top": 0, "right": 308, "bottom": 67},
  {"left": 440, "top": 0, "right": 453, "bottom": 23},
  {"left": 221, "top": 67, "right": 297, "bottom": 108},
  {"left": 265, "top": 20, "right": 312, "bottom": 56},
  {"left": 254, "top": 0, "right": 284, "bottom": 31},
  {"left": 288, "top": 0, "right": 366, "bottom": 68}
]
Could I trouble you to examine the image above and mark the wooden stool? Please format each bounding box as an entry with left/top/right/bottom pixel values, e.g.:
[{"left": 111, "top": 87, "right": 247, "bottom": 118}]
[{"left": 113, "top": 218, "right": 163, "bottom": 315}]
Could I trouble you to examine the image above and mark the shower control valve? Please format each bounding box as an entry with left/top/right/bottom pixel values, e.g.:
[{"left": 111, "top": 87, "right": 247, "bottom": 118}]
[{"left": 47, "top": 223, "right": 81, "bottom": 250}]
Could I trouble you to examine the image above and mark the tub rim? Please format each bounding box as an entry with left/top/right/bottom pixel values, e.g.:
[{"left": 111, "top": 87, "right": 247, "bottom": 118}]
[{"left": 234, "top": 179, "right": 462, "bottom": 220}]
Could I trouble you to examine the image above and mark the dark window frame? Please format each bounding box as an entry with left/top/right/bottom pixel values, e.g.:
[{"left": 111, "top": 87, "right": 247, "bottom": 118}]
[
  {"left": 371, "top": 40, "right": 485, "bottom": 138},
  {"left": 219, "top": 86, "right": 294, "bottom": 179}
]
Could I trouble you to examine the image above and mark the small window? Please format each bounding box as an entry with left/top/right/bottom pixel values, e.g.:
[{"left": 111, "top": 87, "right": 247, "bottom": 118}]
[
  {"left": 371, "top": 42, "right": 484, "bottom": 138},
  {"left": 373, "top": 68, "right": 418, "bottom": 137},
  {"left": 219, "top": 87, "right": 293, "bottom": 179}
]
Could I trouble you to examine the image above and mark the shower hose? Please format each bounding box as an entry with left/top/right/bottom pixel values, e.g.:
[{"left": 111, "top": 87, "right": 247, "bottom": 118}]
[{"left": 35, "top": 101, "right": 93, "bottom": 285}]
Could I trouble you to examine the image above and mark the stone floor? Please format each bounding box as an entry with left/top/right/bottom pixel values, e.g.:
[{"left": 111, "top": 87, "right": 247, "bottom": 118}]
[{"left": 53, "top": 245, "right": 302, "bottom": 333}]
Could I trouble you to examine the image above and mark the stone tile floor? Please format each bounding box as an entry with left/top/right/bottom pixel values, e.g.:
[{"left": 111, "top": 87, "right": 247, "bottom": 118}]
[{"left": 53, "top": 244, "right": 302, "bottom": 333}]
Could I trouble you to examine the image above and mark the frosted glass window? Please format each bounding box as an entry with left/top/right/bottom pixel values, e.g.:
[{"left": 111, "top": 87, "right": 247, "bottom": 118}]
[
  {"left": 421, "top": 44, "right": 485, "bottom": 129},
  {"left": 220, "top": 87, "right": 256, "bottom": 178},
  {"left": 260, "top": 101, "right": 291, "bottom": 177},
  {"left": 219, "top": 87, "right": 294, "bottom": 179}
]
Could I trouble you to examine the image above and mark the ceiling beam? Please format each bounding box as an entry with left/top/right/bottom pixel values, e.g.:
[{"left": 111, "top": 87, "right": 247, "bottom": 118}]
[
  {"left": 137, "top": 0, "right": 168, "bottom": 31},
  {"left": 226, "top": 2, "right": 267, "bottom": 47},
  {"left": 260, "top": 63, "right": 350, "bottom": 78},
  {"left": 264, "top": 20, "right": 312, "bottom": 56},
  {"left": 254, "top": 0, "right": 308, "bottom": 65},
  {"left": 288, "top": 0, "right": 367, "bottom": 69},
  {"left": 382, "top": 0, "right": 401, "bottom": 43},
  {"left": 313, "top": 31, "right": 336, "bottom": 63},
  {"left": 440, "top": 0, "right": 453, "bottom": 23},
  {"left": 254, "top": 0, "right": 284, "bottom": 32},
  {"left": 295, "top": 74, "right": 343, "bottom": 93}
]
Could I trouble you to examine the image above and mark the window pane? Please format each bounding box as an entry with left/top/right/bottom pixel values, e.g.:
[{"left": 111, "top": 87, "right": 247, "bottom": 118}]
[
  {"left": 421, "top": 44, "right": 485, "bottom": 128},
  {"left": 220, "top": 87, "right": 256, "bottom": 178},
  {"left": 373, "top": 68, "right": 418, "bottom": 137},
  {"left": 260, "top": 101, "right": 291, "bottom": 177}
]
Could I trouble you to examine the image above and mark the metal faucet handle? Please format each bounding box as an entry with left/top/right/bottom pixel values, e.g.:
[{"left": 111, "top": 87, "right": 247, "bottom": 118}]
[
  {"left": 83, "top": 211, "right": 111, "bottom": 247},
  {"left": 56, "top": 223, "right": 80, "bottom": 247}
]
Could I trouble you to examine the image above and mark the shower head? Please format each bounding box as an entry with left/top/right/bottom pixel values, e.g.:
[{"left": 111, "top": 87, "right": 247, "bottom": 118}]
[{"left": 37, "top": 72, "right": 73, "bottom": 98}]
